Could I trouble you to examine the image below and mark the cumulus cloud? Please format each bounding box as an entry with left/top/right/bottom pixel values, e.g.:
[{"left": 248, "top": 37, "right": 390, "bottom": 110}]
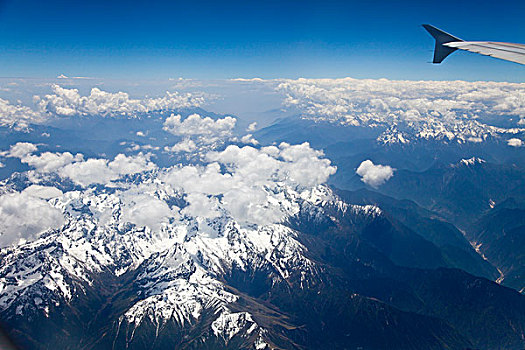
[
  {"left": 0, "top": 98, "right": 46, "bottom": 131},
  {"left": 182, "top": 192, "right": 222, "bottom": 219},
  {"left": 277, "top": 78, "right": 525, "bottom": 143},
  {"left": 123, "top": 143, "right": 160, "bottom": 152},
  {"left": 0, "top": 191, "right": 64, "bottom": 248},
  {"left": 231, "top": 78, "right": 266, "bottom": 82},
  {"left": 59, "top": 153, "right": 156, "bottom": 186},
  {"left": 239, "top": 134, "right": 258, "bottom": 145},
  {"left": 507, "top": 138, "right": 523, "bottom": 147},
  {"left": 0, "top": 84, "right": 207, "bottom": 131},
  {"left": 163, "top": 113, "right": 236, "bottom": 139},
  {"left": 163, "top": 142, "right": 336, "bottom": 224},
  {"left": 59, "top": 158, "right": 118, "bottom": 186},
  {"left": 246, "top": 122, "right": 257, "bottom": 132},
  {"left": 3, "top": 142, "right": 38, "bottom": 158},
  {"left": 164, "top": 139, "right": 197, "bottom": 153},
  {"left": 23, "top": 151, "right": 84, "bottom": 173},
  {"left": 109, "top": 153, "right": 155, "bottom": 175},
  {"left": 2, "top": 142, "right": 83, "bottom": 173},
  {"left": 35, "top": 85, "right": 205, "bottom": 117},
  {"left": 3, "top": 142, "right": 156, "bottom": 186},
  {"left": 120, "top": 189, "right": 177, "bottom": 232},
  {"left": 356, "top": 160, "right": 394, "bottom": 188}
]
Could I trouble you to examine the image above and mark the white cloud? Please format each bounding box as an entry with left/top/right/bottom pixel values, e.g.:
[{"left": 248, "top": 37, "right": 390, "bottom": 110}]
[
  {"left": 59, "top": 153, "right": 156, "bottom": 186},
  {"left": 182, "top": 192, "right": 222, "bottom": 219},
  {"left": 36, "top": 85, "right": 205, "bottom": 117},
  {"left": 467, "top": 136, "right": 483, "bottom": 143},
  {"left": 1, "top": 139, "right": 336, "bottom": 228},
  {"left": 164, "top": 163, "right": 235, "bottom": 197},
  {"left": 3, "top": 142, "right": 84, "bottom": 173},
  {"left": 109, "top": 153, "right": 155, "bottom": 175},
  {"left": 164, "top": 139, "right": 197, "bottom": 153},
  {"left": 240, "top": 134, "right": 258, "bottom": 145},
  {"left": 163, "top": 113, "right": 236, "bottom": 140},
  {"left": 3, "top": 142, "right": 38, "bottom": 158},
  {"left": 59, "top": 159, "right": 116, "bottom": 186},
  {"left": 22, "top": 185, "right": 63, "bottom": 199},
  {"left": 356, "top": 160, "right": 394, "bottom": 188},
  {"left": 125, "top": 143, "right": 160, "bottom": 152},
  {"left": 246, "top": 122, "right": 257, "bottom": 132},
  {"left": 507, "top": 138, "right": 523, "bottom": 147},
  {"left": 120, "top": 189, "right": 177, "bottom": 232},
  {"left": 22, "top": 151, "right": 84, "bottom": 173},
  {"left": 162, "top": 142, "right": 336, "bottom": 225},
  {"left": 3, "top": 142, "right": 156, "bottom": 186},
  {"left": 0, "top": 191, "right": 64, "bottom": 248},
  {"left": 231, "top": 78, "right": 265, "bottom": 82},
  {"left": 0, "top": 98, "right": 46, "bottom": 131},
  {"left": 0, "top": 83, "right": 208, "bottom": 130}
]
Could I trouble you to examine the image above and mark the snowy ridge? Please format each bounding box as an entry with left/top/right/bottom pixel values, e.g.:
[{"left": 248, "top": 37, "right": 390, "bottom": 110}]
[
  {"left": 122, "top": 264, "right": 237, "bottom": 329},
  {"left": 456, "top": 157, "right": 486, "bottom": 167},
  {"left": 376, "top": 119, "right": 521, "bottom": 145},
  {"left": 300, "top": 185, "right": 382, "bottom": 219},
  {"left": 0, "top": 236, "right": 90, "bottom": 314},
  {"left": 0, "top": 138, "right": 354, "bottom": 348},
  {"left": 0, "top": 179, "right": 353, "bottom": 346},
  {"left": 211, "top": 309, "right": 268, "bottom": 347}
]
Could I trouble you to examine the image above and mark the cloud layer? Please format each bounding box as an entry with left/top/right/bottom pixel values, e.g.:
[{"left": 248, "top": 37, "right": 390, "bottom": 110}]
[
  {"left": 0, "top": 138, "right": 336, "bottom": 244},
  {"left": 0, "top": 84, "right": 206, "bottom": 132},
  {"left": 277, "top": 78, "right": 525, "bottom": 143}
]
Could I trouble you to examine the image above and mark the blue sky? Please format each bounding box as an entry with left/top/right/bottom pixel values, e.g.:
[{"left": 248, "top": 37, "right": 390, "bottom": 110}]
[{"left": 0, "top": 0, "right": 523, "bottom": 81}]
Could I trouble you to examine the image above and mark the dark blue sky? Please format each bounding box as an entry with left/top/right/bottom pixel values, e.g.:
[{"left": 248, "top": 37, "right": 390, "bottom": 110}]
[{"left": 0, "top": 0, "right": 523, "bottom": 81}]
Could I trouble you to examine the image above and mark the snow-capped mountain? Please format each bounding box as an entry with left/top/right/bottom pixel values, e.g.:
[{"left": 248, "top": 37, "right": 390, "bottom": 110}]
[
  {"left": 0, "top": 80, "right": 524, "bottom": 350},
  {"left": 0, "top": 165, "right": 383, "bottom": 349},
  {"left": 3, "top": 165, "right": 525, "bottom": 349}
]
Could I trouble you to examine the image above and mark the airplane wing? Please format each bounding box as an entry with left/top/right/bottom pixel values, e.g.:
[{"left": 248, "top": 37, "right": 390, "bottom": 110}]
[
  {"left": 422, "top": 24, "right": 525, "bottom": 65},
  {"left": 444, "top": 41, "right": 525, "bottom": 65}
]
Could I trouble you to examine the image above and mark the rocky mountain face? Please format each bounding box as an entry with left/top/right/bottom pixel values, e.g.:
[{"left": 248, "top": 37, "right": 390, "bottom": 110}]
[
  {"left": 468, "top": 202, "right": 525, "bottom": 293},
  {"left": 1, "top": 175, "right": 525, "bottom": 350}
]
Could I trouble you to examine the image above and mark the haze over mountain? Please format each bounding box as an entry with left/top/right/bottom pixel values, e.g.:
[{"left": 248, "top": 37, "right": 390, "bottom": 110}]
[{"left": 0, "top": 78, "right": 524, "bottom": 349}]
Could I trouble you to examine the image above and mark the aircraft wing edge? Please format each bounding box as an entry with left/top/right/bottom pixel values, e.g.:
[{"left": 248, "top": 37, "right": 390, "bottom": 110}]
[{"left": 422, "top": 24, "right": 525, "bottom": 65}]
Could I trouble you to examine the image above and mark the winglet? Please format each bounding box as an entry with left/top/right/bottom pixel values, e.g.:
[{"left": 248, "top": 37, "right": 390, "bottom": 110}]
[{"left": 422, "top": 24, "right": 463, "bottom": 64}]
